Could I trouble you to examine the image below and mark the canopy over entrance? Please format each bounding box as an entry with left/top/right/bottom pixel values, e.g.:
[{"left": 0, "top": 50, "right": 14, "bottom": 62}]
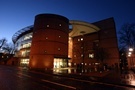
[{"left": 69, "top": 20, "right": 100, "bottom": 37}]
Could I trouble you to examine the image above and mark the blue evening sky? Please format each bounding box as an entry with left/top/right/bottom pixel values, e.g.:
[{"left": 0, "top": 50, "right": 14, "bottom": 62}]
[{"left": 0, "top": 0, "right": 135, "bottom": 43}]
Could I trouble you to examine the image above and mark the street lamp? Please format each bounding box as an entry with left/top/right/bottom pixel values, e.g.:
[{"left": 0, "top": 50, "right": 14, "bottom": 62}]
[
  {"left": 129, "top": 48, "right": 133, "bottom": 52},
  {"left": 128, "top": 48, "right": 133, "bottom": 57},
  {"left": 128, "top": 48, "right": 134, "bottom": 69}
]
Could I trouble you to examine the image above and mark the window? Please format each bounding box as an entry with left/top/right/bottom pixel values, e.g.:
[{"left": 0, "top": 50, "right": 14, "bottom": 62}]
[
  {"left": 47, "top": 25, "right": 49, "bottom": 27},
  {"left": 81, "top": 54, "right": 83, "bottom": 57},
  {"left": 46, "top": 37, "right": 48, "bottom": 39},
  {"left": 24, "top": 34, "right": 32, "bottom": 40},
  {"left": 22, "top": 43, "right": 31, "bottom": 48},
  {"left": 81, "top": 38, "right": 83, "bottom": 41},
  {"left": 89, "top": 53, "right": 94, "bottom": 58},
  {"left": 58, "top": 48, "right": 61, "bottom": 51},
  {"left": 59, "top": 24, "right": 62, "bottom": 26},
  {"left": 21, "top": 50, "right": 30, "bottom": 57},
  {"left": 20, "top": 59, "right": 29, "bottom": 66},
  {"left": 69, "top": 24, "right": 73, "bottom": 30}
]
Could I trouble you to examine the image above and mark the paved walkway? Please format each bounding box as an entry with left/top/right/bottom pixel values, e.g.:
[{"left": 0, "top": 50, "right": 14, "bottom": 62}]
[
  {"left": 101, "top": 69, "right": 135, "bottom": 87},
  {"left": 4, "top": 65, "right": 135, "bottom": 88},
  {"left": 42, "top": 68, "right": 135, "bottom": 88},
  {"left": 0, "top": 65, "right": 50, "bottom": 90}
]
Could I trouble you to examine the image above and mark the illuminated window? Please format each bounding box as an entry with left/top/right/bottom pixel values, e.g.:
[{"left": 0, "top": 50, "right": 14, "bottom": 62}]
[
  {"left": 20, "top": 59, "right": 29, "bottom": 66},
  {"left": 58, "top": 36, "right": 61, "bottom": 38},
  {"left": 81, "top": 54, "right": 83, "bottom": 57},
  {"left": 95, "top": 63, "right": 100, "bottom": 65},
  {"left": 89, "top": 53, "right": 94, "bottom": 58},
  {"left": 58, "top": 48, "right": 61, "bottom": 51},
  {"left": 68, "top": 55, "right": 71, "bottom": 58},
  {"left": 46, "top": 37, "right": 48, "bottom": 39},
  {"left": 53, "top": 58, "right": 67, "bottom": 68},
  {"left": 68, "top": 63, "right": 71, "bottom": 67},
  {"left": 22, "top": 43, "right": 31, "bottom": 48},
  {"left": 81, "top": 38, "right": 83, "bottom": 41},
  {"left": 59, "top": 24, "right": 61, "bottom": 26},
  {"left": 47, "top": 25, "right": 49, "bottom": 27},
  {"left": 23, "top": 34, "right": 32, "bottom": 40},
  {"left": 69, "top": 24, "right": 73, "bottom": 30},
  {"left": 21, "top": 50, "right": 30, "bottom": 57}
]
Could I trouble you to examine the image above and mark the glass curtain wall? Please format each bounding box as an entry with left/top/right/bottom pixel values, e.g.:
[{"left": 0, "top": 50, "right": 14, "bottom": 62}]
[{"left": 53, "top": 58, "right": 68, "bottom": 68}]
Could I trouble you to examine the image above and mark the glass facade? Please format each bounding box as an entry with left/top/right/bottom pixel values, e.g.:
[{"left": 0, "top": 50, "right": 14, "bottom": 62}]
[
  {"left": 20, "top": 59, "right": 29, "bottom": 66},
  {"left": 14, "top": 32, "right": 32, "bottom": 66},
  {"left": 53, "top": 58, "right": 68, "bottom": 68},
  {"left": 14, "top": 32, "right": 32, "bottom": 51},
  {"left": 21, "top": 50, "right": 30, "bottom": 57},
  {"left": 12, "top": 17, "right": 119, "bottom": 70}
]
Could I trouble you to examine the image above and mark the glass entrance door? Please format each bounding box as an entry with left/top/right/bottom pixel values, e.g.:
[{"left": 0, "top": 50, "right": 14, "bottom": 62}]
[
  {"left": 20, "top": 59, "right": 29, "bottom": 66},
  {"left": 53, "top": 58, "right": 67, "bottom": 68}
]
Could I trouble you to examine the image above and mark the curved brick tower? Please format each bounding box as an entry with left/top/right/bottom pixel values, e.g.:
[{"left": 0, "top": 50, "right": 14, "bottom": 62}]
[{"left": 29, "top": 14, "right": 69, "bottom": 69}]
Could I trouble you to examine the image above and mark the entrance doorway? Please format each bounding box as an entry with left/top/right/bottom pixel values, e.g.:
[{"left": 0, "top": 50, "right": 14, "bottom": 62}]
[
  {"left": 53, "top": 58, "right": 68, "bottom": 68},
  {"left": 20, "top": 59, "right": 29, "bottom": 67}
]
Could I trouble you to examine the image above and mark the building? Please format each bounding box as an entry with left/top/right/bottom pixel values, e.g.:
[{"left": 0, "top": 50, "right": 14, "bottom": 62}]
[
  {"left": 12, "top": 14, "right": 119, "bottom": 70},
  {"left": 0, "top": 53, "right": 14, "bottom": 65},
  {"left": 127, "top": 48, "right": 135, "bottom": 69}
]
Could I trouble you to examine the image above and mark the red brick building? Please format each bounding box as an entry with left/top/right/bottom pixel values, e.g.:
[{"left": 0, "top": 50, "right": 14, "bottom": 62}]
[
  {"left": 69, "top": 18, "right": 119, "bottom": 69},
  {"left": 29, "top": 14, "right": 69, "bottom": 69},
  {"left": 11, "top": 14, "right": 119, "bottom": 70}
]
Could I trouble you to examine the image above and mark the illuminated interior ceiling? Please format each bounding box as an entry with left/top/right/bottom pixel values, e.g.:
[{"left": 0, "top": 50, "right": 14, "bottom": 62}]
[{"left": 69, "top": 20, "right": 100, "bottom": 37}]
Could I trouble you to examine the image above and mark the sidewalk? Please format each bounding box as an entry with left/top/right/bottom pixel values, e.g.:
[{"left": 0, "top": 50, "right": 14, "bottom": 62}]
[
  {"left": 46, "top": 68, "right": 135, "bottom": 88},
  {"left": 100, "top": 69, "right": 135, "bottom": 88},
  {"left": 53, "top": 67, "right": 111, "bottom": 76},
  {"left": 13, "top": 66, "right": 135, "bottom": 88}
]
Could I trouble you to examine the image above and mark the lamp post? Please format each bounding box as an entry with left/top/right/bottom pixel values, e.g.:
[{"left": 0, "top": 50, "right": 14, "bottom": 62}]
[
  {"left": 129, "top": 48, "right": 133, "bottom": 52},
  {"left": 128, "top": 48, "right": 134, "bottom": 69}
]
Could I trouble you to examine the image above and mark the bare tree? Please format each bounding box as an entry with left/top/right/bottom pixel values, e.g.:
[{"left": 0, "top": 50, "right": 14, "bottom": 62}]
[
  {"left": 94, "top": 47, "right": 108, "bottom": 63},
  {"left": 118, "top": 23, "right": 135, "bottom": 51},
  {"left": 2, "top": 42, "right": 15, "bottom": 54},
  {"left": 0, "top": 38, "right": 7, "bottom": 50}
]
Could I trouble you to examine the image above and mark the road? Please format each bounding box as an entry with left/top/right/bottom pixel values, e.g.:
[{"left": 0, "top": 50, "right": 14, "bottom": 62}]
[{"left": 0, "top": 65, "right": 135, "bottom": 90}]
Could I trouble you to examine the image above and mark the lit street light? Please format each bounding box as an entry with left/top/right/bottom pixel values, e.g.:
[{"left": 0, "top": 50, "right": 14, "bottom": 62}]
[
  {"left": 128, "top": 48, "right": 134, "bottom": 69},
  {"left": 129, "top": 48, "right": 133, "bottom": 52},
  {"left": 128, "top": 48, "right": 133, "bottom": 57}
]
